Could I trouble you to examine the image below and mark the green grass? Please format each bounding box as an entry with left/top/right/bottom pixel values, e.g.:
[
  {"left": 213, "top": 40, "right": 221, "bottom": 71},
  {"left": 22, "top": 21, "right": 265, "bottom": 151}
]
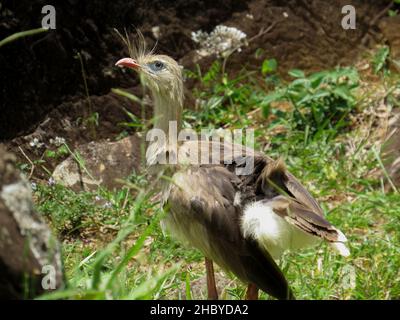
[{"left": 31, "top": 52, "right": 400, "bottom": 300}]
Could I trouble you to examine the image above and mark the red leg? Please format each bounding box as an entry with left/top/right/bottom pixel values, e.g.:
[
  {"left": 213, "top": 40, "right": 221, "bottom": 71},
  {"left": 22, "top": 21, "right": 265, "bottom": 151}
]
[
  {"left": 245, "top": 283, "right": 259, "bottom": 300},
  {"left": 205, "top": 257, "right": 218, "bottom": 300}
]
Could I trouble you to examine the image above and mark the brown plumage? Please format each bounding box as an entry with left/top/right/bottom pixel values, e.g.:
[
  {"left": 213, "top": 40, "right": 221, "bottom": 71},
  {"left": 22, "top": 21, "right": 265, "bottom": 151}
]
[{"left": 115, "top": 34, "right": 349, "bottom": 300}]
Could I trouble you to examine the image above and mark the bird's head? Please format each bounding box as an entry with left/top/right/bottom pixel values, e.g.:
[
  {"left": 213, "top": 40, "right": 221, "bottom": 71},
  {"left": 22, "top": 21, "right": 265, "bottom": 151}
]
[{"left": 115, "top": 32, "right": 183, "bottom": 106}]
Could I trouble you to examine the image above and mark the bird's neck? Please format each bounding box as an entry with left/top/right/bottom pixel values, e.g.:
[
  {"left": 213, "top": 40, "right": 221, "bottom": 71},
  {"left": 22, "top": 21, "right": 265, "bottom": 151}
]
[
  {"left": 146, "top": 88, "right": 183, "bottom": 167},
  {"left": 152, "top": 90, "right": 183, "bottom": 139}
]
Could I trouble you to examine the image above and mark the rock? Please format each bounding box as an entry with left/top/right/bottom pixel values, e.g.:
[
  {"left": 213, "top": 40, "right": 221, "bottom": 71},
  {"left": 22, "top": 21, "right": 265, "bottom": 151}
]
[
  {"left": 52, "top": 136, "right": 141, "bottom": 191},
  {"left": 0, "top": 146, "right": 64, "bottom": 299}
]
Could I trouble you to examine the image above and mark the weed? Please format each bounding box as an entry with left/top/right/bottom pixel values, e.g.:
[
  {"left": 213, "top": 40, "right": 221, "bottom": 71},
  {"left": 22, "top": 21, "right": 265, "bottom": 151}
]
[
  {"left": 262, "top": 68, "right": 360, "bottom": 138},
  {"left": 372, "top": 46, "right": 390, "bottom": 74}
]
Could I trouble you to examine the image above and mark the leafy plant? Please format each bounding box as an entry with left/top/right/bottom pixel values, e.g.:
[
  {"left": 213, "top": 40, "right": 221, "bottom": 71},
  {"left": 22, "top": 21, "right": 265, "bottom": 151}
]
[
  {"left": 37, "top": 184, "right": 95, "bottom": 235},
  {"left": 372, "top": 46, "right": 390, "bottom": 74},
  {"left": 184, "top": 61, "right": 260, "bottom": 129},
  {"left": 45, "top": 145, "right": 69, "bottom": 159},
  {"left": 261, "top": 68, "right": 360, "bottom": 138}
]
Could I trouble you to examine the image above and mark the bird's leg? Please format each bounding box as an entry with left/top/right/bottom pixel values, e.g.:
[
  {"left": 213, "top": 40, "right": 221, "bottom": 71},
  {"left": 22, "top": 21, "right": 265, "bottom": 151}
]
[
  {"left": 245, "top": 283, "right": 259, "bottom": 300},
  {"left": 205, "top": 258, "right": 218, "bottom": 300}
]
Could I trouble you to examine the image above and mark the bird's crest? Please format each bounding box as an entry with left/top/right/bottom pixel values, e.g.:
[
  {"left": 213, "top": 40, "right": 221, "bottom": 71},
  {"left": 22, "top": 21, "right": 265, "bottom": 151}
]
[{"left": 114, "top": 28, "right": 157, "bottom": 61}]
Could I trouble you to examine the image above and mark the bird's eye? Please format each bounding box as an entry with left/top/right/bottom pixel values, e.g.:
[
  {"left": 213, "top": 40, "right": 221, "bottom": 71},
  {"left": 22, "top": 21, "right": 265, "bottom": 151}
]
[{"left": 149, "top": 61, "right": 165, "bottom": 72}]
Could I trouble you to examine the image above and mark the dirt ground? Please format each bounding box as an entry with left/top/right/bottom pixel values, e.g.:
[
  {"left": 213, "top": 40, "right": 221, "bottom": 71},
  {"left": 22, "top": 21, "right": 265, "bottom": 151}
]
[{"left": 0, "top": 0, "right": 396, "bottom": 170}]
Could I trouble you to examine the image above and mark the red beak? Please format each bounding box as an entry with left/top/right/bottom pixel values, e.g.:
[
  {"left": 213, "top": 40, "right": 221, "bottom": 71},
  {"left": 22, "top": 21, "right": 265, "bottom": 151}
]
[{"left": 115, "top": 57, "right": 140, "bottom": 69}]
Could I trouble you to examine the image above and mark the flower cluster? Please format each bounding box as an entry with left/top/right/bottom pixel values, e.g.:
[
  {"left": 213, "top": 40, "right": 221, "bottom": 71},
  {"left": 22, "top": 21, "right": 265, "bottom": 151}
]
[
  {"left": 49, "top": 136, "right": 66, "bottom": 147},
  {"left": 191, "top": 25, "right": 247, "bottom": 58},
  {"left": 29, "top": 137, "right": 44, "bottom": 148}
]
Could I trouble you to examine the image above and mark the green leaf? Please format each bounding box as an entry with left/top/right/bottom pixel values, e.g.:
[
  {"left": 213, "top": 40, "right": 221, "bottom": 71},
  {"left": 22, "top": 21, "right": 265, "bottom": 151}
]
[
  {"left": 308, "top": 71, "right": 328, "bottom": 88},
  {"left": 333, "top": 85, "right": 355, "bottom": 103},
  {"left": 45, "top": 150, "right": 56, "bottom": 158},
  {"left": 185, "top": 272, "right": 192, "bottom": 300},
  {"left": 312, "top": 90, "right": 331, "bottom": 100},
  {"left": 203, "top": 60, "right": 221, "bottom": 83},
  {"left": 127, "top": 264, "right": 180, "bottom": 300},
  {"left": 121, "top": 107, "right": 141, "bottom": 127},
  {"left": 288, "top": 69, "right": 305, "bottom": 78},
  {"left": 290, "top": 80, "right": 310, "bottom": 88},
  {"left": 262, "top": 103, "right": 271, "bottom": 118},
  {"left": 255, "top": 48, "right": 264, "bottom": 59},
  {"left": 112, "top": 88, "right": 142, "bottom": 104},
  {"left": 0, "top": 28, "right": 48, "bottom": 48},
  {"left": 372, "top": 46, "right": 390, "bottom": 74},
  {"left": 57, "top": 145, "right": 69, "bottom": 156},
  {"left": 261, "top": 90, "right": 285, "bottom": 117},
  {"left": 262, "top": 58, "right": 278, "bottom": 75},
  {"left": 297, "top": 90, "right": 330, "bottom": 105}
]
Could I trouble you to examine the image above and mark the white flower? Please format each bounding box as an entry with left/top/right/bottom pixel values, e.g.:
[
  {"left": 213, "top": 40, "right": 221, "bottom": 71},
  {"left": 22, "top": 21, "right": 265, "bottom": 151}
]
[
  {"left": 48, "top": 177, "right": 56, "bottom": 186},
  {"left": 50, "top": 136, "right": 66, "bottom": 147},
  {"left": 29, "top": 137, "right": 44, "bottom": 148},
  {"left": 191, "top": 30, "right": 208, "bottom": 44},
  {"left": 103, "top": 201, "right": 113, "bottom": 209},
  {"left": 191, "top": 25, "right": 247, "bottom": 58},
  {"left": 31, "top": 182, "right": 37, "bottom": 191}
]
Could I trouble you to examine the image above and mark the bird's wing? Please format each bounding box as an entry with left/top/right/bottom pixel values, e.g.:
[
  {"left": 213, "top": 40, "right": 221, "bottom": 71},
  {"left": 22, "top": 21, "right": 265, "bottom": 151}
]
[
  {"left": 284, "top": 172, "right": 324, "bottom": 216},
  {"left": 166, "top": 164, "right": 294, "bottom": 300},
  {"left": 176, "top": 140, "right": 341, "bottom": 243},
  {"left": 259, "top": 158, "right": 346, "bottom": 244},
  {"left": 264, "top": 195, "right": 339, "bottom": 242}
]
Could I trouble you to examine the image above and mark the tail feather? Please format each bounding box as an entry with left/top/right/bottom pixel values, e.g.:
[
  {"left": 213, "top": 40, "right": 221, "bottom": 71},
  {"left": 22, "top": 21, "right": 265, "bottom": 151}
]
[
  {"left": 330, "top": 227, "right": 350, "bottom": 257},
  {"left": 330, "top": 241, "right": 350, "bottom": 257},
  {"left": 242, "top": 239, "right": 296, "bottom": 300}
]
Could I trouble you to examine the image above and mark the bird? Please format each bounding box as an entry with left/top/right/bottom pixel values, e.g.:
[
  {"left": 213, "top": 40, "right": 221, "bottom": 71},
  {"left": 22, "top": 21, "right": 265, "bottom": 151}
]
[{"left": 115, "top": 34, "right": 350, "bottom": 300}]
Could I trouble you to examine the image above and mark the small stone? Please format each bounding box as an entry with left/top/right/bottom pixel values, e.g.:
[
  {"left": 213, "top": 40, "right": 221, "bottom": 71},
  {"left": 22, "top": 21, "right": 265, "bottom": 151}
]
[{"left": 52, "top": 136, "right": 141, "bottom": 191}]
